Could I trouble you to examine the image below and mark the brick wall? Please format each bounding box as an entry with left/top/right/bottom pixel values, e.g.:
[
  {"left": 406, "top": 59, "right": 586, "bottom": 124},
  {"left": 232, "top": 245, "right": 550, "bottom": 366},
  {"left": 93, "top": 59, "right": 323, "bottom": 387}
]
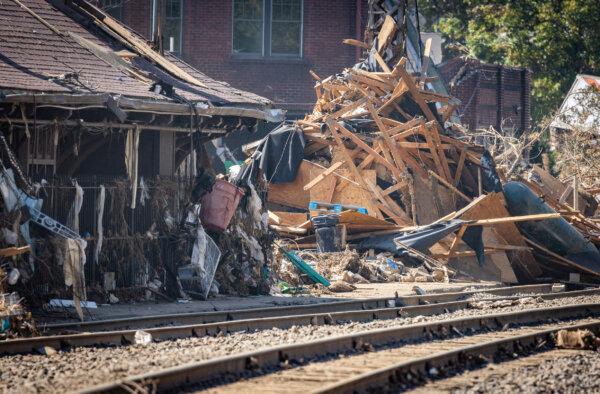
[
  {"left": 440, "top": 57, "right": 531, "bottom": 133},
  {"left": 117, "top": 0, "right": 368, "bottom": 113}
]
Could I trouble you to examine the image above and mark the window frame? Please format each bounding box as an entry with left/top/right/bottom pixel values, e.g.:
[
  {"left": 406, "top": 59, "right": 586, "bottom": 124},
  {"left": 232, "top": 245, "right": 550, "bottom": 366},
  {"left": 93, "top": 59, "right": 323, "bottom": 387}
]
[
  {"left": 231, "top": 0, "right": 266, "bottom": 57},
  {"left": 231, "top": 0, "right": 303, "bottom": 59},
  {"left": 268, "top": 0, "right": 304, "bottom": 58},
  {"left": 151, "top": 0, "right": 184, "bottom": 55},
  {"left": 99, "top": 0, "right": 123, "bottom": 20}
]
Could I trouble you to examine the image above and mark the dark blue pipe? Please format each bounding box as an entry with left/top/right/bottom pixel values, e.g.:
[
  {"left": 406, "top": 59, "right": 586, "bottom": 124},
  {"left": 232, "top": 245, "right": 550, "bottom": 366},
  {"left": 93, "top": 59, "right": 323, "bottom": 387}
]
[{"left": 503, "top": 181, "right": 600, "bottom": 274}]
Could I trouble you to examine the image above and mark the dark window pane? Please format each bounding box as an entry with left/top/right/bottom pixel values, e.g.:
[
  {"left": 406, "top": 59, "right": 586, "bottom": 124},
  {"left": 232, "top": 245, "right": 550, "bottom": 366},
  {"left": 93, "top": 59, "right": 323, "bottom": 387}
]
[
  {"left": 271, "top": 21, "right": 300, "bottom": 55},
  {"left": 271, "top": 0, "right": 301, "bottom": 56},
  {"left": 233, "top": 0, "right": 264, "bottom": 55},
  {"left": 164, "top": 18, "right": 181, "bottom": 53},
  {"left": 233, "top": 20, "right": 263, "bottom": 54},
  {"left": 99, "top": 0, "right": 122, "bottom": 20},
  {"left": 166, "top": 0, "right": 181, "bottom": 18}
]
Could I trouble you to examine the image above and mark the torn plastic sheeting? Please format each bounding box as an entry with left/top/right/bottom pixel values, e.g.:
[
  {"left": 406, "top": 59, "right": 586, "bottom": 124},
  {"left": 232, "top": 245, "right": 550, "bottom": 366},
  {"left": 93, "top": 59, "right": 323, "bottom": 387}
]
[
  {"left": 480, "top": 150, "right": 503, "bottom": 193},
  {"left": 359, "top": 219, "right": 485, "bottom": 264},
  {"left": 240, "top": 124, "right": 305, "bottom": 184},
  {"left": 503, "top": 181, "right": 600, "bottom": 274}
]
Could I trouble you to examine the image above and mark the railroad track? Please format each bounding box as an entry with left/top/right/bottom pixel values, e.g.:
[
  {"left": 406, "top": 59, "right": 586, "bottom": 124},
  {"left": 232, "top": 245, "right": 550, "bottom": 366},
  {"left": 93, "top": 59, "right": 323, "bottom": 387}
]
[
  {"left": 42, "top": 283, "right": 556, "bottom": 334},
  {"left": 78, "top": 302, "right": 600, "bottom": 393},
  {"left": 2, "top": 287, "right": 595, "bottom": 356}
]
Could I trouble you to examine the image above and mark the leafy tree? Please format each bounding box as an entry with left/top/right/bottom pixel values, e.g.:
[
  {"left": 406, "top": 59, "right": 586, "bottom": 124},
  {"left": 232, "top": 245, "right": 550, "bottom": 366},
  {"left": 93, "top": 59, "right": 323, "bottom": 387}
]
[{"left": 419, "top": 0, "right": 600, "bottom": 121}]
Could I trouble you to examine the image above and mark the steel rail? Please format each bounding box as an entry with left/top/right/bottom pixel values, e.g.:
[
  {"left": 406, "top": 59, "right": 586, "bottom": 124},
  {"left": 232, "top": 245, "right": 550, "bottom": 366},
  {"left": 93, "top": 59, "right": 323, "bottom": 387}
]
[
  {"left": 316, "top": 320, "right": 600, "bottom": 393},
  {"left": 77, "top": 302, "right": 600, "bottom": 393},
  {"left": 42, "top": 283, "right": 554, "bottom": 334},
  {"left": 3, "top": 288, "right": 594, "bottom": 356}
]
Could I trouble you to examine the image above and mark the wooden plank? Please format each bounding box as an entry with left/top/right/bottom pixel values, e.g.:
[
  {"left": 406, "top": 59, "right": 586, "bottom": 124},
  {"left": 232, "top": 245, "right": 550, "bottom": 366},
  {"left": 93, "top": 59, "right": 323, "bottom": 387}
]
[
  {"left": 269, "top": 224, "right": 307, "bottom": 235},
  {"left": 421, "top": 37, "right": 433, "bottom": 77},
  {"left": 329, "top": 97, "right": 367, "bottom": 119},
  {"left": 75, "top": 0, "right": 207, "bottom": 88},
  {"left": 342, "top": 38, "right": 370, "bottom": 49},
  {"left": 377, "top": 15, "right": 397, "bottom": 53},
  {"left": 367, "top": 102, "right": 407, "bottom": 175},
  {"left": 382, "top": 182, "right": 405, "bottom": 196},
  {"left": 329, "top": 123, "right": 404, "bottom": 224},
  {"left": 373, "top": 51, "right": 392, "bottom": 73},
  {"left": 303, "top": 161, "right": 344, "bottom": 191},
  {"left": 268, "top": 210, "right": 281, "bottom": 225},
  {"left": 447, "top": 225, "right": 467, "bottom": 259},
  {"left": 421, "top": 124, "right": 447, "bottom": 180},
  {"left": 453, "top": 147, "right": 467, "bottom": 186},
  {"left": 468, "top": 213, "right": 561, "bottom": 226},
  {"left": 428, "top": 123, "right": 453, "bottom": 182},
  {"left": 428, "top": 170, "right": 472, "bottom": 203},
  {"left": 338, "top": 210, "right": 396, "bottom": 227},
  {"left": 332, "top": 122, "right": 401, "bottom": 178},
  {"left": 309, "top": 165, "right": 337, "bottom": 204},
  {"left": 393, "top": 59, "right": 437, "bottom": 122},
  {"left": 269, "top": 212, "right": 308, "bottom": 227}
]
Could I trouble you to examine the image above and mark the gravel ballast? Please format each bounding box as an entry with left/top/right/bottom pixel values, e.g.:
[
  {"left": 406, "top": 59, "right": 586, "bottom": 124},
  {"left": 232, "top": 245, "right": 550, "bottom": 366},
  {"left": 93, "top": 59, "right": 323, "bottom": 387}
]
[
  {"left": 413, "top": 349, "right": 600, "bottom": 394},
  {"left": 1, "top": 294, "right": 599, "bottom": 393}
]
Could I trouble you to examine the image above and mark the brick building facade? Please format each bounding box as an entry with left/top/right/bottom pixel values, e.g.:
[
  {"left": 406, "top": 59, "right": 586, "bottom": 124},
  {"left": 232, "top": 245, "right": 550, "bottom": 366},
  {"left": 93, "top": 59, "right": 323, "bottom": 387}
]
[{"left": 100, "top": 0, "right": 368, "bottom": 115}]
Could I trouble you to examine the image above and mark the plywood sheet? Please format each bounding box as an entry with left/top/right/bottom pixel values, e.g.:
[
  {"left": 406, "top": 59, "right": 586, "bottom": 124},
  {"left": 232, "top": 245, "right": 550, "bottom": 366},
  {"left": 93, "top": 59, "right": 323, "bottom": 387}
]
[
  {"left": 268, "top": 160, "right": 320, "bottom": 209},
  {"left": 309, "top": 166, "right": 336, "bottom": 204},
  {"left": 270, "top": 211, "right": 308, "bottom": 227},
  {"left": 412, "top": 174, "right": 457, "bottom": 225},
  {"left": 458, "top": 192, "right": 542, "bottom": 281},
  {"left": 331, "top": 169, "right": 379, "bottom": 217}
]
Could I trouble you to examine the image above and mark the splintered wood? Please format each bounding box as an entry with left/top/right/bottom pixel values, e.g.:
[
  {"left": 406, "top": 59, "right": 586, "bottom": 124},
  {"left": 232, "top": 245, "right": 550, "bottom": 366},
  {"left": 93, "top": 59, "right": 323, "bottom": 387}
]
[{"left": 263, "top": 2, "right": 600, "bottom": 285}]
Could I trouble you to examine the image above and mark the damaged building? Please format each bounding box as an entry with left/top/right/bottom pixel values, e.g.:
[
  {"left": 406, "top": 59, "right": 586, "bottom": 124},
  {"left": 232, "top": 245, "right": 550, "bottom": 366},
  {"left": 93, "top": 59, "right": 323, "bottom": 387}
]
[{"left": 0, "top": 0, "right": 283, "bottom": 315}]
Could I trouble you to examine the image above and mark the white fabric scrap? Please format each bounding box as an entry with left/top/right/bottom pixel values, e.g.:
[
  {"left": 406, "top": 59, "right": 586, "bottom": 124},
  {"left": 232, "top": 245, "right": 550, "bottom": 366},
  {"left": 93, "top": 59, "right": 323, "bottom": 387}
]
[
  {"left": 67, "top": 181, "right": 83, "bottom": 234},
  {"left": 139, "top": 176, "right": 150, "bottom": 207},
  {"left": 94, "top": 185, "right": 105, "bottom": 264},
  {"left": 125, "top": 126, "right": 141, "bottom": 209},
  {"left": 62, "top": 237, "right": 88, "bottom": 321}
]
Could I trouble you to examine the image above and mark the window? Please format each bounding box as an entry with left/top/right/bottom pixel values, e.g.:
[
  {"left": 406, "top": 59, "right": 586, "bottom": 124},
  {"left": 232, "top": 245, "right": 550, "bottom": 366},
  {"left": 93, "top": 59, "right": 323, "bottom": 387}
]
[
  {"left": 233, "top": 0, "right": 264, "bottom": 55},
  {"left": 152, "top": 0, "right": 183, "bottom": 54},
  {"left": 233, "top": 0, "right": 303, "bottom": 57},
  {"left": 99, "top": 0, "right": 123, "bottom": 20}
]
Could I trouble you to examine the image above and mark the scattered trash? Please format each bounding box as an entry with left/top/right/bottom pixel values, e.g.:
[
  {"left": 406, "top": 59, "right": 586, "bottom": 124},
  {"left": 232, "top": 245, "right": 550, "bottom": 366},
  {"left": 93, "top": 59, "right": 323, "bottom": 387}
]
[
  {"left": 134, "top": 330, "right": 153, "bottom": 345},
  {"left": 556, "top": 329, "right": 600, "bottom": 350}
]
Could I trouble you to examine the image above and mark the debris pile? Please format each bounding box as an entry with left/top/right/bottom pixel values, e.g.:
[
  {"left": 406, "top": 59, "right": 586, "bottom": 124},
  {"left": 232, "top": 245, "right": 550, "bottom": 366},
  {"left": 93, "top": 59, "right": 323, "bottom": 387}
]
[{"left": 246, "top": 14, "right": 600, "bottom": 291}]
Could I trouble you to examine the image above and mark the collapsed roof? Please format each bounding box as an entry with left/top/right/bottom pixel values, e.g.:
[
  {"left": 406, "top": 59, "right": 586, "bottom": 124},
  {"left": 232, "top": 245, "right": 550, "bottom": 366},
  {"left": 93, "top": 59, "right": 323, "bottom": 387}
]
[{"left": 0, "top": 0, "right": 284, "bottom": 124}]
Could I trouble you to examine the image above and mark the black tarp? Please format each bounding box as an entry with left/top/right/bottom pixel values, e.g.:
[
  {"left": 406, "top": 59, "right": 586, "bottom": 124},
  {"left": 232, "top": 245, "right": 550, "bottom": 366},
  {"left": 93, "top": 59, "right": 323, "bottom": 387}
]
[
  {"left": 240, "top": 124, "right": 305, "bottom": 184},
  {"left": 480, "top": 150, "right": 503, "bottom": 193},
  {"left": 358, "top": 219, "right": 485, "bottom": 265}
]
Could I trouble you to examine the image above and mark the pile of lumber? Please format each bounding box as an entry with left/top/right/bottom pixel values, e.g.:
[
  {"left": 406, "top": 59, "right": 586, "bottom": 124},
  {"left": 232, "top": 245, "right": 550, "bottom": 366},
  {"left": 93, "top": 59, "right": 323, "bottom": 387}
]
[{"left": 261, "top": 13, "right": 600, "bottom": 285}]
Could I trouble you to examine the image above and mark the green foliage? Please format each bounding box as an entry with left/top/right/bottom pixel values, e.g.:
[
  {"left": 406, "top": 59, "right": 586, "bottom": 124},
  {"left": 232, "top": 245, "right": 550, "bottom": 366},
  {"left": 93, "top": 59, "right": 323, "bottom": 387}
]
[{"left": 420, "top": 0, "right": 600, "bottom": 121}]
